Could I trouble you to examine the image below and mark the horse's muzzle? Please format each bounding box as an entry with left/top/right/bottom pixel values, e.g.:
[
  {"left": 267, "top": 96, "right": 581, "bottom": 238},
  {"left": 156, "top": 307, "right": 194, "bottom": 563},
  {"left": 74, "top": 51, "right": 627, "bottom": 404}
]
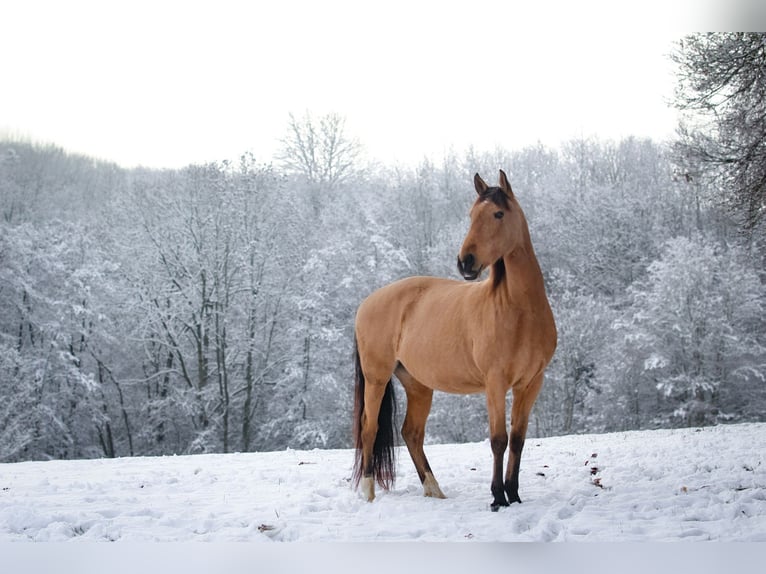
[{"left": 457, "top": 254, "right": 481, "bottom": 281}]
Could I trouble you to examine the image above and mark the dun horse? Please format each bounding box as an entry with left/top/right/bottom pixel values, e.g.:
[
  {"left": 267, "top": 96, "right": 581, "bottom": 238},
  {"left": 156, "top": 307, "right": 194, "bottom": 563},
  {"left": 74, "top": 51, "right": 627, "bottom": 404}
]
[{"left": 352, "top": 170, "right": 557, "bottom": 510}]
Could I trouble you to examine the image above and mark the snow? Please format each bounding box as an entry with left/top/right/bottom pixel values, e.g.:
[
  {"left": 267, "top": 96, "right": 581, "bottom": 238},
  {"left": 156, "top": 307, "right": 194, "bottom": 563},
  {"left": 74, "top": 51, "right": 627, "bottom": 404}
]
[
  {"left": 1, "top": 424, "right": 765, "bottom": 574},
  {"left": 1, "top": 423, "right": 764, "bottom": 545}
]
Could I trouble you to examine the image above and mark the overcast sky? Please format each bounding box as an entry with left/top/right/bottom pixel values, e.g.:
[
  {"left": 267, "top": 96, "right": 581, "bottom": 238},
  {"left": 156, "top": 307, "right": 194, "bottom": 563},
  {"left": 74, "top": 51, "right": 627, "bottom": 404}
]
[{"left": 0, "top": 0, "right": 740, "bottom": 169}]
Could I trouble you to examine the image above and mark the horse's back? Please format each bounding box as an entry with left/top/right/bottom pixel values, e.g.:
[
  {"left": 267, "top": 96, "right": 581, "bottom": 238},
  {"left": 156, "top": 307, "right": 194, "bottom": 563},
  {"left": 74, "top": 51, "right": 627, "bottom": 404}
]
[{"left": 355, "top": 275, "right": 459, "bottom": 340}]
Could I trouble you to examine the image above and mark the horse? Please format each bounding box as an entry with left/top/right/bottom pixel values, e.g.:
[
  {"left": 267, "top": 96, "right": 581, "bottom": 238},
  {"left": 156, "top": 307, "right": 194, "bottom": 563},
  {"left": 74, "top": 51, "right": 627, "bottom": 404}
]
[{"left": 352, "top": 170, "right": 557, "bottom": 511}]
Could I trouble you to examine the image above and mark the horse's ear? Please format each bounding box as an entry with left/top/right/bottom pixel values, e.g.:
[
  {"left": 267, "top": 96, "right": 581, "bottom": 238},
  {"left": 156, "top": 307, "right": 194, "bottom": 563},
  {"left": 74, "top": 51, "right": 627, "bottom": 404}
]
[
  {"left": 498, "top": 170, "right": 514, "bottom": 198},
  {"left": 474, "top": 173, "right": 489, "bottom": 195}
]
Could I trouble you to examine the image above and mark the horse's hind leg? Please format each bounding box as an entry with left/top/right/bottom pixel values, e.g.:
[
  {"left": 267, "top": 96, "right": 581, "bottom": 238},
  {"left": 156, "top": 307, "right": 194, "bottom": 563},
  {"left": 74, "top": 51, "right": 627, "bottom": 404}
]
[
  {"left": 395, "top": 365, "right": 446, "bottom": 499},
  {"left": 358, "top": 378, "right": 389, "bottom": 502}
]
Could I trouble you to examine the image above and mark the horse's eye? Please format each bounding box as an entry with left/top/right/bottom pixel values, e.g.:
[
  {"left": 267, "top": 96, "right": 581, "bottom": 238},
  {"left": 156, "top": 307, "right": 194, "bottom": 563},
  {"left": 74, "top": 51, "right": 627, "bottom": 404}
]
[{"left": 494, "top": 211, "right": 504, "bottom": 220}]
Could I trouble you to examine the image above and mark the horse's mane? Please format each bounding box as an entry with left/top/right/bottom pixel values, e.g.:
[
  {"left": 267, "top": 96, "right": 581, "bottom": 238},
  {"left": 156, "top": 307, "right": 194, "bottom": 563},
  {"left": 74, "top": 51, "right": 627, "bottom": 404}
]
[{"left": 491, "top": 257, "right": 506, "bottom": 289}]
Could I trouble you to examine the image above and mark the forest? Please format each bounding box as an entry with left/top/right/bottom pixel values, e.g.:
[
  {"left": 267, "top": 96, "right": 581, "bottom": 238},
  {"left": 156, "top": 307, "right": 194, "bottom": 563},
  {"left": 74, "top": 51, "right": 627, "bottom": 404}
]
[
  {"left": 1, "top": 130, "right": 764, "bottom": 462},
  {"left": 2, "top": 34, "right": 765, "bottom": 463}
]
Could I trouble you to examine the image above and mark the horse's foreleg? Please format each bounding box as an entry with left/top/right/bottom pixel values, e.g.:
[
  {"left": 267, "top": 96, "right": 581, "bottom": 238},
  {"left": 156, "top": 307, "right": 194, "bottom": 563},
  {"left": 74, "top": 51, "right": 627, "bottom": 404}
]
[
  {"left": 505, "top": 374, "right": 544, "bottom": 504},
  {"left": 485, "top": 381, "right": 509, "bottom": 511},
  {"left": 397, "top": 367, "right": 445, "bottom": 499}
]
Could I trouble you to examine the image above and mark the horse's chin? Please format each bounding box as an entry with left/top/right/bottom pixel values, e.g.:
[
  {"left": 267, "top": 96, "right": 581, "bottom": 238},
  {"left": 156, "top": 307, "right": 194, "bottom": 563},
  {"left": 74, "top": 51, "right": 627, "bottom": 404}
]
[{"left": 460, "top": 268, "right": 482, "bottom": 281}]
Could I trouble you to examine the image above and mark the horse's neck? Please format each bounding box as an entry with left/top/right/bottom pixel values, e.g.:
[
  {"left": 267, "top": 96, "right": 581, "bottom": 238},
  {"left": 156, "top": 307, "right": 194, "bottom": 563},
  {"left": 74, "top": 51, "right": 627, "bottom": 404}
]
[{"left": 490, "top": 230, "right": 547, "bottom": 308}]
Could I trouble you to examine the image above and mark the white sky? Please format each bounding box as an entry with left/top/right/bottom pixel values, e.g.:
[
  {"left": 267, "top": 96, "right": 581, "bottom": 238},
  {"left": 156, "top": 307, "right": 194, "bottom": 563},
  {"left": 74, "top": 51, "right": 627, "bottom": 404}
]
[{"left": 0, "top": 0, "right": 728, "bottom": 169}]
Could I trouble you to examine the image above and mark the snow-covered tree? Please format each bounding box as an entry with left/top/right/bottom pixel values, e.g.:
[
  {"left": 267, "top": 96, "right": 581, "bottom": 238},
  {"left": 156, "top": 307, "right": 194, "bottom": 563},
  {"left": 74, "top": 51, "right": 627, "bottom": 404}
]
[
  {"left": 622, "top": 235, "right": 765, "bottom": 427},
  {"left": 534, "top": 271, "right": 616, "bottom": 435}
]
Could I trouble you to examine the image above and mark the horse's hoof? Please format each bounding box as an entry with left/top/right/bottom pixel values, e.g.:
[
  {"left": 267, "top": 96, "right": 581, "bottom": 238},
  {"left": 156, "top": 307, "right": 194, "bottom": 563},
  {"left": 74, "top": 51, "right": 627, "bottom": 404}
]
[
  {"left": 423, "top": 472, "right": 447, "bottom": 499},
  {"left": 361, "top": 476, "right": 375, "bottom": 502}
]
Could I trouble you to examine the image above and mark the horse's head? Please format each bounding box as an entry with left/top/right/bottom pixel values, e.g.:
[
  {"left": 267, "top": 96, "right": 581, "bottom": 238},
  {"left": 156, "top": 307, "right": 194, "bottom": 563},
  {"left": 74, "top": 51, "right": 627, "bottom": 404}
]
[{"left": 457, "top": 170, "right": 526, "bottom": 281}]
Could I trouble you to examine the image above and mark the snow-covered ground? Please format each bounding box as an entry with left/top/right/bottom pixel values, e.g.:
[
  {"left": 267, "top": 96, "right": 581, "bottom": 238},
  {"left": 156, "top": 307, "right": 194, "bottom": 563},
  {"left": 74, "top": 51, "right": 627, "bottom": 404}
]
[
  {"left": 1, "top": 423, "right": 764, "bottom": 544},
  {"left": 0, "top": 424, "right": 766, "bottom": 542},
  {"left": 2, "top": 423, "right": 765, "bottom": 573}
]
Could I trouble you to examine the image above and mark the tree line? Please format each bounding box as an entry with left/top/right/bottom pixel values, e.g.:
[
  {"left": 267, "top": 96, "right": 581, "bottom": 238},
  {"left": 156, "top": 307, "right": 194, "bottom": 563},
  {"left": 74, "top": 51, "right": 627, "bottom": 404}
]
[{"left": 1, "top": 130, "right": 764, "bottom": 462}]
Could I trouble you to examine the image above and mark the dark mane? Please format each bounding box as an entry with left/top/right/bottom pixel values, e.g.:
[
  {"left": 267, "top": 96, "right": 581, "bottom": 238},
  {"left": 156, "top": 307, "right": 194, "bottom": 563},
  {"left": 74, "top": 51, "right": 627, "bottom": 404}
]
[
  {"left": 491, "top": 257, "right": 506, "bottom": 289},
  {"left": 478, "top": 186, "right": 511, "bottom": 210}
]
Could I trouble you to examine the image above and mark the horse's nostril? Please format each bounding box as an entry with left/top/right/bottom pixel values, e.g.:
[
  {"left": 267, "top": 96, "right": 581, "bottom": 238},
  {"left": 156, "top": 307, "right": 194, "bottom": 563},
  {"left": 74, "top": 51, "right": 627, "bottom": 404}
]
[{"left": 463, "top": 253, "right": 475, "bottom": 271}]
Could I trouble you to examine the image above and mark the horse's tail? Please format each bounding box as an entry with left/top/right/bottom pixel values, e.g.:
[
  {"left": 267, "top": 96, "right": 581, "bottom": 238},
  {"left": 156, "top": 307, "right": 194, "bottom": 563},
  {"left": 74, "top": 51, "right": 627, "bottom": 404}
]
[{"left": 352, "top": 337, "right": 397, "bottom": 490}]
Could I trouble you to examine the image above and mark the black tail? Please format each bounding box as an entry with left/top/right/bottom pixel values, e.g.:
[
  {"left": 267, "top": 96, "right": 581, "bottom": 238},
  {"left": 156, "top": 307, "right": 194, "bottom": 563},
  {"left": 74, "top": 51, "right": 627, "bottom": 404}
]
[{"left": 352, "top": 338, "right": 397, "bottom": 489}]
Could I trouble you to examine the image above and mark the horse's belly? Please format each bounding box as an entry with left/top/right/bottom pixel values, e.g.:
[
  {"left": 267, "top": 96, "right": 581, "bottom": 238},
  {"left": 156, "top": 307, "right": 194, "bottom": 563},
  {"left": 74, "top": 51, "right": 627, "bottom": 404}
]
[
  {"left": 400, "top": 360, "right": 485, "bottom": 394},
  {"left": 427, "top": 373, "right": 486, "bottom": 394},
  {"left": 397, "top": 333, "right": 485, "bottom": 394}
]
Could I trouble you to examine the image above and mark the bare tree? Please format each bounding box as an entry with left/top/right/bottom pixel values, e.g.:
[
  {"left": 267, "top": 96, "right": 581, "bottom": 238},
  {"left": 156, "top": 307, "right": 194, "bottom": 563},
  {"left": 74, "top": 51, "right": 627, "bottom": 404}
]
[
  {"left": 672, "top": 33, "right": 766, "bottom": 231},
  {"left": 277, "top": 111, "right": 362, "bottom": 192}
]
